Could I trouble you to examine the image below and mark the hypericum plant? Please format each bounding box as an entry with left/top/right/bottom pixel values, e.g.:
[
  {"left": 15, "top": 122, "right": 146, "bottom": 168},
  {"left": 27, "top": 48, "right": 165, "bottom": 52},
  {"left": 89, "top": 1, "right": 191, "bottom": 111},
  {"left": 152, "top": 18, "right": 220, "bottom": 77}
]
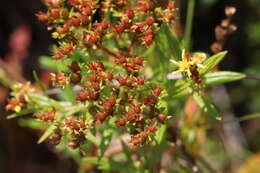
[
  {"left": 5, "top": 0, "right": 248, "bottom": 172},
  {"left": 8, "top": 0, "right": 177, "bottom": 146}
]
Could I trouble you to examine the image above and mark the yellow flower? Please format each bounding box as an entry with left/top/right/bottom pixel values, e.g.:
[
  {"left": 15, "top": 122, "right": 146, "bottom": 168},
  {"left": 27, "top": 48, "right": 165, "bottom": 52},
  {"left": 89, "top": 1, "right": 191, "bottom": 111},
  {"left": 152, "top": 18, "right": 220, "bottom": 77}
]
[
  {"left": 170, "top": 49, "right": 206, "bottom": 77},
  {"left": 12, "top": 82, "right": 35, "bottom": 103}
]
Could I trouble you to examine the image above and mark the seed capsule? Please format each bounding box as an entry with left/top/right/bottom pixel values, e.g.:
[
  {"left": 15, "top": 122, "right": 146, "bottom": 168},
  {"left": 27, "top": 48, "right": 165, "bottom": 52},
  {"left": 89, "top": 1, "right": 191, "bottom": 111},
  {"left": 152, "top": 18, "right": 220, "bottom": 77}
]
[
  {"left": 69, "top": 61, "right": 81, "bottom": 72},
  {"left": 70, "top": 73, "right": 81, "bottom": 84},
  {"left": 157, "top": 114, "right": 166, "bottom": 122},
  {"left": 96, "top": 112, "right": 107, "bottom": 121},
  {"left": 68, "top": 141, "right": 79, "bottom": 149}
]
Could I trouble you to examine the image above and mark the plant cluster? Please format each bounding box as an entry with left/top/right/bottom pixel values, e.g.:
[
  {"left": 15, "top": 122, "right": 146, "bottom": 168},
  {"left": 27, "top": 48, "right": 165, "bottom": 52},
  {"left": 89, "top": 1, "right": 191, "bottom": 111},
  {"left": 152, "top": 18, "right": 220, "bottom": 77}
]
[
  {"left": 7, "top": 0, "right": 177, "bottom": 148},
  {"left": 5, "top": 0, "right": 249, "bottom": 172}
]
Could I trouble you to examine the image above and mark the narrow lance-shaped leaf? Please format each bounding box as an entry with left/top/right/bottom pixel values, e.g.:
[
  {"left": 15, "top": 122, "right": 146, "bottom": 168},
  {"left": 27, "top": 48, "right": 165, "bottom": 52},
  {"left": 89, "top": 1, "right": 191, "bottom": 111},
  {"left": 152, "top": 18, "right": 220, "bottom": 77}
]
[
  {"left": 204, "top": 71, "right": 246, "bottom": 85},
  {"left": 33, "top": 70, "right": 47, "bottom": 94},
  {"left": 192, "top": 92, "right": 221, "bottom": 120},
  {"left": 37, "top": 125, "right": 57, "bottom": 144},
  {"left": 199, "top": 51, "right": 227, "bottom": 75},
  {"left": 39, "top": 56, "right": 69, "bottom": 72},
  {"left": 155, "top": 125, "right": 166, "bottom": 145},
  {"left": 7, "top": 108, "right": 40, "bottom": 119},
  {"left": 98, "top": 130, "right": 113, "bottom": 161}
]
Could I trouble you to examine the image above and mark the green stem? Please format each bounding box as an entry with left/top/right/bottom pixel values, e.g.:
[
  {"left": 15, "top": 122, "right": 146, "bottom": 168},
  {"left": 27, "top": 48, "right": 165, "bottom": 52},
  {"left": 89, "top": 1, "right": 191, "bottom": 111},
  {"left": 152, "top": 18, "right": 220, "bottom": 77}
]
[{"left": 184, "top": 0, "right": 195, "bottom": 51}]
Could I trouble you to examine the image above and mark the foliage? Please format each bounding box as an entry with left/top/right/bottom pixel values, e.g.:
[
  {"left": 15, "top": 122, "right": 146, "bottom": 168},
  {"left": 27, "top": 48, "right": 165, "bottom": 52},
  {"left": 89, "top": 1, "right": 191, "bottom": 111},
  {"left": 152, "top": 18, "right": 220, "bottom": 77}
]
[{"left": 4, "top": 0, "right": 255, "bottom": 172}]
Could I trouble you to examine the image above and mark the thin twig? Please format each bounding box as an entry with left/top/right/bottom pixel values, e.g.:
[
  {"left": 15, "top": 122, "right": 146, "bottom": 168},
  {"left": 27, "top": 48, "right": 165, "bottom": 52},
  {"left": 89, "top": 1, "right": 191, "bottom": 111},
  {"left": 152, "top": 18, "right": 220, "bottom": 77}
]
[
  {"left": 184, "top": 0, "right": 195, "bottom": 51},
  {"left": 245, "top": 74, "right": 260, "bottom": 80},
  {"left": 97, "top": 44, "right": 121, "bottom": 59}
]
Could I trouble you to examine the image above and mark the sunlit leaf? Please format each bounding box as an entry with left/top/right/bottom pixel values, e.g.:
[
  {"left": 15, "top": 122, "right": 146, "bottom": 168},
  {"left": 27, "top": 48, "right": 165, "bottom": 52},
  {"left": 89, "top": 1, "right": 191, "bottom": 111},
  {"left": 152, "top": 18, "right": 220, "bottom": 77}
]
[
  {"left": 98, "top": 130, "right": 113, "bottom": 161},
  {"left": 18, "top": 118, "right": 46, "bottom": 130},
  {"left": 7, "top": 108, "right": 39, "bottom": 119},
  {"left": 204, "top": 71, "right": 246, "bottom": 85},
  {"left": 155, "top": 125, "right": 166, "bottom": 144},
  {"left": 37, "top": 125, "right": 57, "bottom": 144},
  {"left": 199, "top": 51, "right": 227, "bottom": 75}
]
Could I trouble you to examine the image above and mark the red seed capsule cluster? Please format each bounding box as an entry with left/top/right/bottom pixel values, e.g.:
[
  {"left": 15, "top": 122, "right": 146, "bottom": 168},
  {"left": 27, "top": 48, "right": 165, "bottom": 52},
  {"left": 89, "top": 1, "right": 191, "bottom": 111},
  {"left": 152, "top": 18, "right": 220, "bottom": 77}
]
[
  {"left": 5, "top": 0, "right": 176, "bottom": 149},
  {"left": 34, "top": 109, "right": 56, "bottom": 122}
]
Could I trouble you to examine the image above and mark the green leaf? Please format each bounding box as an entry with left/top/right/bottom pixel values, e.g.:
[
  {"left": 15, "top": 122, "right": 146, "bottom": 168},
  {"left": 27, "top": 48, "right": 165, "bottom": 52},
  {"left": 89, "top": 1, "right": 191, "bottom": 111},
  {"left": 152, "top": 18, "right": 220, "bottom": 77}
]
[
  {"left": 62, "top": 84, "right": 76, "bottom": 104},
  {"left": 204, "top": 71, "right": 246, "bottom": 85},
  {"left": 39, "top": 56, "right": 69, "bottom": 72},
  {"left": 170, "top": 79, "right": 190, "bottom": 98},
  {"left": 155, "top": 125, "right": 166, "bottom": 144},
  {"left": 82, "top": 157, "right": 126, "bottom": 171},
  {"left": 199, "top": 51, "right": 227, "bottom": 75},
  {"left": 7, "top": 108, "right": 39, "bottom": 119},
  {"left": 33, "top": 71, "right": 47, "bottom": 94},
  {"left": 238, "top": 113, "right": 260, "bottom": 122},
  {"left": 192, "top": 92, "right": 221, "bottom": 120},
  {"left": 18, "top": 118, "right": 46, "bottom": 130},
  {"left": 157, "top": 24, "right": 182, "bottom": 60},
  {"left": 37, "top": 125, "right": 57, "bottom": 144},
  {"left": 98, "top": 130, "right": 113, "bottom": 161},
  {"left": 71, "top": 49, "right": 92, "bottom": 63}
]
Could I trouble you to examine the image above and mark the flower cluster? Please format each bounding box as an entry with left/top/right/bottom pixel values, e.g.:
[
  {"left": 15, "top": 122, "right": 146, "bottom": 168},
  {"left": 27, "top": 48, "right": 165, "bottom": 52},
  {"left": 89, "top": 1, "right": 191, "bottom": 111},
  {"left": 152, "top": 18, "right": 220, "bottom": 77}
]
[
  {"left": 6, "top": 82, "right": 35, "bottom": 112},
  {"left": 171, "top": 49, "right": 206, "bottom": 83},
  {"left": 7, "top": 0, "right": 177, "bottom": 149}
]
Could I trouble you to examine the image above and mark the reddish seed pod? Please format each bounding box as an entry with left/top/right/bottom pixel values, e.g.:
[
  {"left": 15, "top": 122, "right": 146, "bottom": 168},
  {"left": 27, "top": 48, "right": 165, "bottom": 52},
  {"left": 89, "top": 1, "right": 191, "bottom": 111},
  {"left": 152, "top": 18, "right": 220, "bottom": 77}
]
[
  {"left": 126, "top": 113, "right": 135, "bottom": 122},
  {"left": 116, "top": 0, "right": 126, "bottom": 7},
  {"left": 138, "top": 114, "right": 145, "bottom": 122},
  {"left": 96, "top": 112, "right": 107, "bottom": 121},
  {"left": 116, "top": 118, "right": 127, "bottom": 127},
  {"left": 36, "top": 12, "right": 49, "bottom": 23},
  {"left": 142, "top": 35, "right": 153, "bottom": 45},
  {"left": 45, "top": 0, "right": 60, "bottom": 8},
  {"left": 145, "top": 18, "right": 155, "bottom": 25},
  {"left": 137, "top": 78, "right": 145, "bottom": 85},
  {"left": 49, "top": 132, "right": 61, "bottom": 145},
  {"left": 149, "top": 126, "right": 157, "bottom": 133},
  {"left": 168, "top": 2, "right": 176, "bottom": 10},
  {"left": 63, "top": 25, "right": 70, "bottom": 33},
  {"left": 153, "top": 88, "right": 162, "bottom": 96},
  {"left": 92, "top": 82, "right": 100, "bottom": 91},
  {"left": 56, "top": 26, "right": 65, "bottom": 34},
  {"left": 94, "top": 29, "right": 104, "bottom": 36},
  {"left": 80, "top": 15, "right": 89, "bottom": 25},
  {"left": 105, "top": 98, "right": 116, "bottom": 107},
  {"left": 67, "top": 0, "right": 80, "bottom": 6},
  {"left": 69, "top": 17, "right": 81, "bottom": 26},
  {"left": 82, "top": 6, "right": 92, "bottom": 16},
  {"left": 118, "top": 77, "right": 126, "bottom": 86},
  {"left": 60, "top": 44, "right": 73, "bottom": 55},
  {"left": 157, "top": 114, "right": 166, "bottom": 121},
  {"left": 135, "top": 57, "right": 143, "bottom": 66},
  {"left": 126, "top": 10, "right": 134, "bottom": 19},
  {"left": 133, "top": 105, "right": 141, "bottom": 113},
  {"left": 89, "top": 92, "right": 99, "bottom": 100},
  {"left": 95, "top": 22, "right": 109, "bottom": 30},
  {"left": 50, "top": 10, "right": 60, "bottom": 19},
  {"left": 114, "top": 25, "right": 125, "bottom": 33},
  {"left": 149, "top": 95, "right": 157, "bottom": 105},
  {"left": 54, "top": 52, "right": 62, "bottom": 60},
  {"left": 70, "top": 61, "right": 81, "bottom": 72},
  {"left": 89, "top": 74, "right": 99, "bottom": 83},
  {"left": 106, "top": 72, "right": 113, "bottom": 81},
  {"left": 70, "top": 73, "right": 81, "bottom": 84},
  {"left": 68, "top": 141, "right": 79, "bottom": 149},
  {"left": 85, "top": 34, "right": 99, "bottom": 44},
  {"left": 117, "top": 56, "right": 127, "bottom": 64},
  {"left": 77, "top": 92, "right": 89, "bottom": 102}
]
